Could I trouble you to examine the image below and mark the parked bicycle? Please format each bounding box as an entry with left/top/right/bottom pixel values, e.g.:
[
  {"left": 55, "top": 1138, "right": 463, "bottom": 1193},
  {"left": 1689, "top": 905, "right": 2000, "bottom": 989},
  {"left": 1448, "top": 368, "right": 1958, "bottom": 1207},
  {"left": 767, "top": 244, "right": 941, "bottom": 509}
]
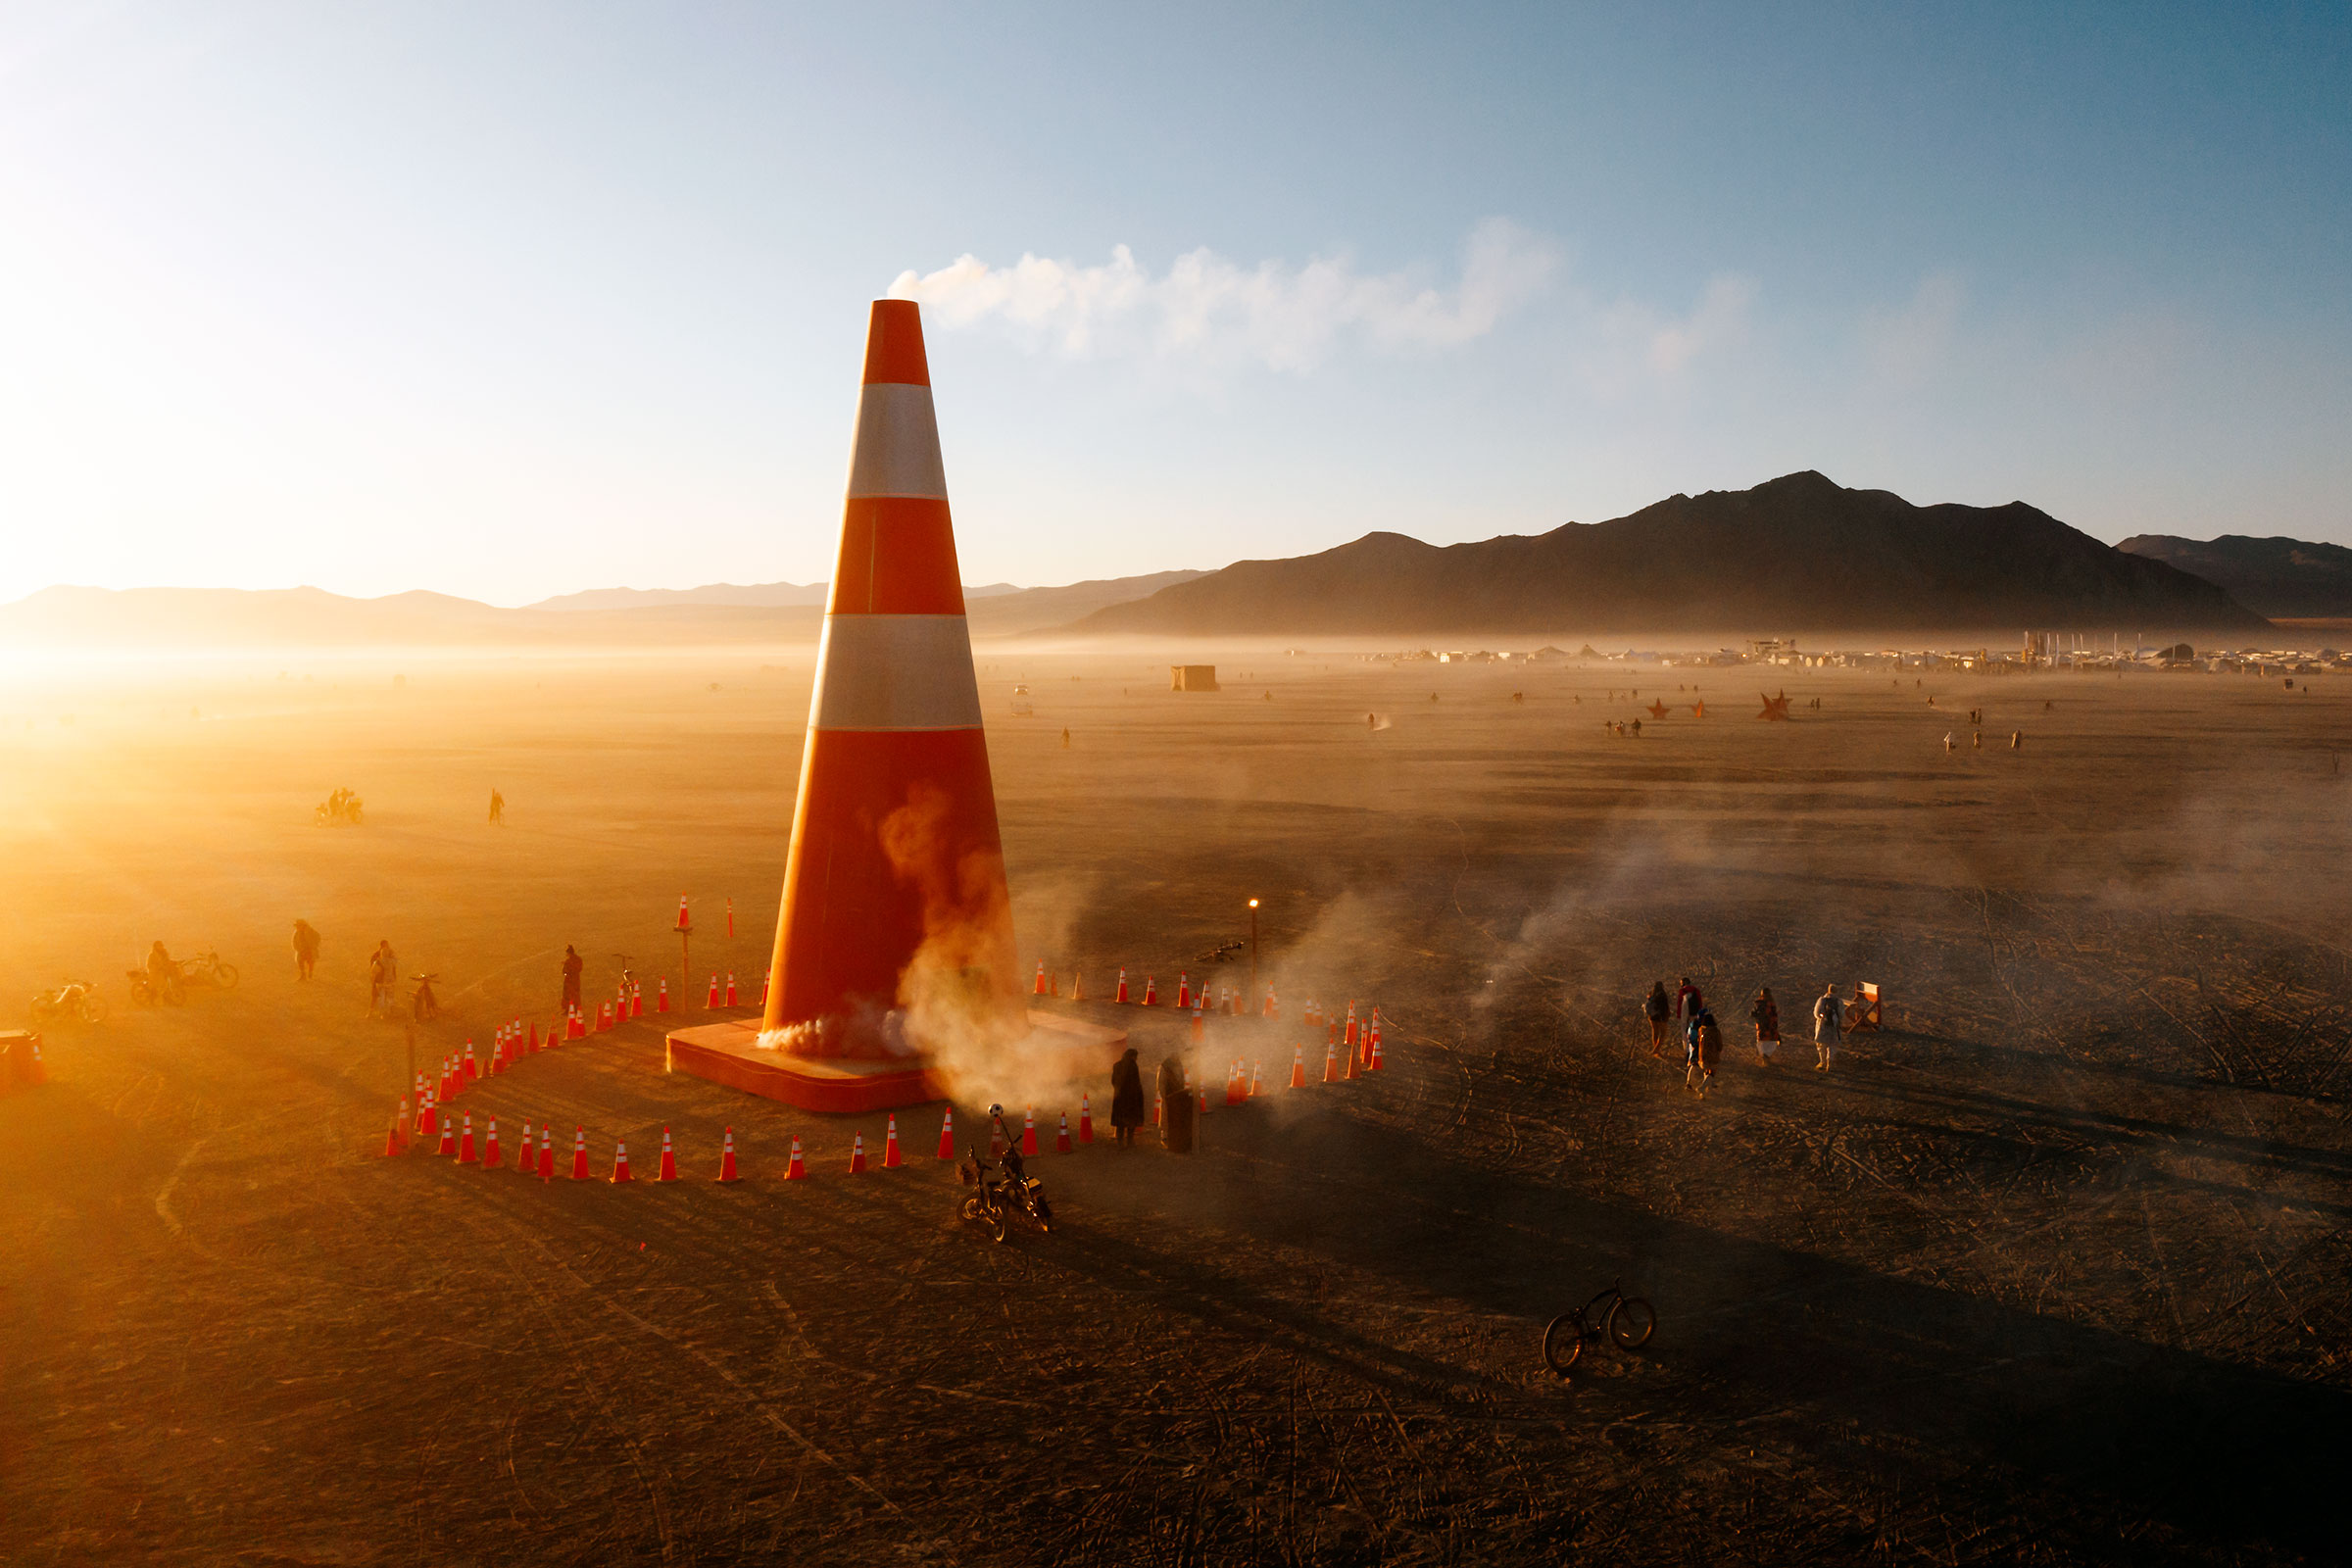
[
  {"left": 411, "top": 973, "right": 441, "bottom": 1021},
  {"left": 1542, "top": 1281, "right": 1656, "bottom": 1375},
  {"left": 29, "top": 979, "right": 106, "bottom": 1026},
  {"left": 175, "top": 950, "right": 239, "bottom": 991}
]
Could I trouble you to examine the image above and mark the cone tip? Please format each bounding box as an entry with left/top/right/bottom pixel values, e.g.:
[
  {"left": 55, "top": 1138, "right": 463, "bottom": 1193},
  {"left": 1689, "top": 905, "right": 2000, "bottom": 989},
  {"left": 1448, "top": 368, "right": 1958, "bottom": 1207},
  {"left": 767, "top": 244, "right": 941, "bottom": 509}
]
[{"left": 862, "top": 299, "right": 931, "bottom": 387}]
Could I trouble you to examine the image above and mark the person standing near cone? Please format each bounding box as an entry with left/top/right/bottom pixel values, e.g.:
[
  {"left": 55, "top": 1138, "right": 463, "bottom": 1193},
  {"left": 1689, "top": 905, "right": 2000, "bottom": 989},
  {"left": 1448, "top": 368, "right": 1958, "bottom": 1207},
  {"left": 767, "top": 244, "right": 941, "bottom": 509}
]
[
  {"left": 292, "top": 919, "right": 320, "bottom": 982},
  {"left": 1812, "top": 983, "right": 1843, "bottom": 1071},
  {"left": 1109, "top": 1046, "right": 1145, "bottom": 1149},
  {"left": 1156, "top": 1054, "right": 1193, "bottom": 1152},
  {"left": 561, "top": 945, "right": 583, "bottom": 1016}
]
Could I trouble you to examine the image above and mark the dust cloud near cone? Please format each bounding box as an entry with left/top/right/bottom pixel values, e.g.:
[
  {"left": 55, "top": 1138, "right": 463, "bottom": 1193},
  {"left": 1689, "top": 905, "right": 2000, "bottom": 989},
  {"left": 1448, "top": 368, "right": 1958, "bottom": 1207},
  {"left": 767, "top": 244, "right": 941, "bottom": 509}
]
[{"left": 759, "top": 299, "right": 1020, "bottom": 1062}]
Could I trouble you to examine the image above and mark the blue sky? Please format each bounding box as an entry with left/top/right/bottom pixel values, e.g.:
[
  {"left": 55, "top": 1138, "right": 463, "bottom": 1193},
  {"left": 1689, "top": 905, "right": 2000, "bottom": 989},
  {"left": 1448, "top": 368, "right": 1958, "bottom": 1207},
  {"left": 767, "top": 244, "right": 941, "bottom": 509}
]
[{"left": 1, "top": 2, "right": 2345, "bottom": 605}]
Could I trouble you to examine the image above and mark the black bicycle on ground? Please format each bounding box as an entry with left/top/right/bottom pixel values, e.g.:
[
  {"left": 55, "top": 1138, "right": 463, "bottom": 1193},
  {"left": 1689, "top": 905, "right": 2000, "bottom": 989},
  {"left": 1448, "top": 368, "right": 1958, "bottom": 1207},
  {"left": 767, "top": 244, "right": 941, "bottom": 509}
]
[{"left": 1542, "top": 1280, "right": 1655, "bottom": 1375}]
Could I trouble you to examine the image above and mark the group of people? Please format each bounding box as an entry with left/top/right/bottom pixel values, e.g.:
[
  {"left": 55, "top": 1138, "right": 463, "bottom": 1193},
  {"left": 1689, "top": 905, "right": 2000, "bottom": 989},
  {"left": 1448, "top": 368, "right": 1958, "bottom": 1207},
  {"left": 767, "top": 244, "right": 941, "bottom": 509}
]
[
  {"left": 1643, "top": 975, "right": 1848, "bottom": 1095},
  {"left": 1104, "top": 1046, "right": 1199, "bottom": 1151}
]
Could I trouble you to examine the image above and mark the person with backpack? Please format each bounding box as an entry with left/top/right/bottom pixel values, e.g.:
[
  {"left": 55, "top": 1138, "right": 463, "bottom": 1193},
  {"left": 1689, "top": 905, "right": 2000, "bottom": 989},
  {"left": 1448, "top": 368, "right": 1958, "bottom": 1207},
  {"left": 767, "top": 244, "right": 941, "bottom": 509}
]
[
  {"left": 1749, "top": 987, "right": 1780, "bottom": 1065},
  {"left": 1642, "top": 981, "right": 1671, "bottom": 1057},
  {"left": 1685, "top": 1005, "right": 1723, "bottom": 1095},
  {"left": 1674, "top": 975, "right": 1703, "bottom": 1025},
  {"left": 1813, "top": 983, "right": 1844, "bottom": 1070}
]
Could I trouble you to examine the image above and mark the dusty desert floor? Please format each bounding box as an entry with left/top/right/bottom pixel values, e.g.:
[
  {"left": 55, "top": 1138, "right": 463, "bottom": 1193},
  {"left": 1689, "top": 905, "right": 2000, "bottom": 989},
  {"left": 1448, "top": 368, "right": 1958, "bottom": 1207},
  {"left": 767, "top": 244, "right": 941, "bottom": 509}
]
[{"left": 4, "top": 645, "right": 2350, "bottom": 1566}]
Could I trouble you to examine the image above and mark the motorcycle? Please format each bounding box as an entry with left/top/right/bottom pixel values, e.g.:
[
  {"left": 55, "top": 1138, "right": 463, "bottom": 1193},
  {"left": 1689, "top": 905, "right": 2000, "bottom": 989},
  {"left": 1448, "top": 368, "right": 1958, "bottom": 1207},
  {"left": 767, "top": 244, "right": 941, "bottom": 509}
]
[
  {"left": 29, "top": 979, "right": 106, "bottom": 1026},
  {"left": 957, "top": 1108, "right": 1054, "bottom": 1243}
]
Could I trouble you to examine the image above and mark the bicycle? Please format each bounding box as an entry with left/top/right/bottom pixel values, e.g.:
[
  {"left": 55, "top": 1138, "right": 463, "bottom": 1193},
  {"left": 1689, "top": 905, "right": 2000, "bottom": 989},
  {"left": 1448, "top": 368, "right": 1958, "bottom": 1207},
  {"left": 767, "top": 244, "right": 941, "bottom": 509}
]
[{"left": 1542, "top": 1280, "right": 1656, "bottom": 1375}]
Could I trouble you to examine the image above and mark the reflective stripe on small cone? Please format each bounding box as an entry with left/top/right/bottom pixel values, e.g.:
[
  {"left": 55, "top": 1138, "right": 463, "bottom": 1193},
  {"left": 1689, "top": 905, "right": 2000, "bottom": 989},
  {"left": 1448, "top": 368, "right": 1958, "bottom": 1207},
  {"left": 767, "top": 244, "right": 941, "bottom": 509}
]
[
  {"left": 716, "top": 1127, "right": 740, "bottom": 1183},
  {"left": 655, "top": 1127, "right": 678, "bottom": 1182}
]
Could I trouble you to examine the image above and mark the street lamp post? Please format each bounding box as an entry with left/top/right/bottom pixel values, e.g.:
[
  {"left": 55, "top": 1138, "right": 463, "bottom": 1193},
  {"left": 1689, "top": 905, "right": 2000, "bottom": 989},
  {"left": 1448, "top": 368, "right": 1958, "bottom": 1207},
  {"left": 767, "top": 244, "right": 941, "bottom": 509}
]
[{"left": 1248, "top": 898, "right": 1259, "bottom": 1012}]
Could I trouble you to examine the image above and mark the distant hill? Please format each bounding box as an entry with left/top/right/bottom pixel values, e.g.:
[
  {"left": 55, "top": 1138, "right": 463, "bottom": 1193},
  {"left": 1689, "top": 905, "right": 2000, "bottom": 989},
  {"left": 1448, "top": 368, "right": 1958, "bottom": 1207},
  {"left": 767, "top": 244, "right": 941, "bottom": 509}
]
[
  {"left": 1060, "top": 472, "right": 2268, "bottom": 639},
  {"left": 529, "top": 580, "right": 1030, "bottom": 612},
  {"left": 0, "top": 569, "right": 1205, "bottom": 649},
  {"left": 2115, "top": 534, "right": 2352, "bottom": 619}
]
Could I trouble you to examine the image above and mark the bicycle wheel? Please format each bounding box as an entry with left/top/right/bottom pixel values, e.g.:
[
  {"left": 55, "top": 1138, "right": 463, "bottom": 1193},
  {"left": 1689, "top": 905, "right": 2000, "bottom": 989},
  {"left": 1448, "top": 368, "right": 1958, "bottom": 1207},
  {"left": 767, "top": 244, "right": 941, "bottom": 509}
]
[
  {"left": 78, "top": 996, "right": 107, "bottom": 1024},
  {"left": 1541, "top": 1314, "right": 1585, "bottom": 1375},
  {"left": 213, "top": 962, "right": 239, "bottom": 990},
  {"left": 959, "top": 1195, "right": 986, "bottom": 1223},
  {"left": 1608, "top": 1297, "right": 1656, "bottom": 1349},
  {"left": 988, "top": 1202, "right": 1009, "bottom": 1244}
]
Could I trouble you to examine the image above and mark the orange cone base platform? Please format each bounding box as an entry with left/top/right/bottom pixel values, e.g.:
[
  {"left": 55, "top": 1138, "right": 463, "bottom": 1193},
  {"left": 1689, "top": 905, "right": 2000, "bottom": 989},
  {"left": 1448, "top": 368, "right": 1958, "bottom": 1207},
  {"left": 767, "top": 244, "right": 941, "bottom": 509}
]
[{"left": 662, "top": 1010, "right": 1126, "bottom": 1114}]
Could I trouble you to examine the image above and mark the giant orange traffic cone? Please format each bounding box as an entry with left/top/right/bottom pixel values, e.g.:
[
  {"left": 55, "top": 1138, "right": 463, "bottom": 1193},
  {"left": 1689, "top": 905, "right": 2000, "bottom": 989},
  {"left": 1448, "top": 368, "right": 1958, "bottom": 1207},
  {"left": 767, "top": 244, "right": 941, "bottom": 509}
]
[
  {"left": 655, "top": 1127, "right": 678, "bottom": 1182},
  {"left": 757, "top": 307, "right": 1021, "bottom": 1093},
  {"left": 716, "top": 1127, "right": 740, "bottom": 1182}
]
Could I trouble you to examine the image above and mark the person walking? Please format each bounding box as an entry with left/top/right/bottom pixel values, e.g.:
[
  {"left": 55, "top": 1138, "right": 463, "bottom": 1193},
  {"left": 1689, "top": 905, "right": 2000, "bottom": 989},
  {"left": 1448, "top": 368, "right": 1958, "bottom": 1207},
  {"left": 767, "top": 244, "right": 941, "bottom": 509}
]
[
  {"left": 1156, "top": 1054, "right": 1194, "bottom": 1152},
  {"left": 487, "top": 787, "right": 505, "bottom": 825},
  {"left": 1674, "top": 975, "right": 1703, "bottom": 1026},
  {"left": 1108, "top": 1047, "right": 1146, "bottom": 1149},
  {"left": 1812, "top": 983, "right": 1843, "bottom": 1071},
  {"left": 292, "top": 919, "right": 320, "bottom": 981},
  {"left": 1642, "top": 981, "right": 1671, "bottom": 1057},
  {"left": 1684, "top": 1005, "right": 1722, "bottom": 1094},
  {"left": 368, "top": 940, "right": 397, "bottom": 1017},
  {"left": 1750, "top": 987, "right": 1780, "bottom": 1065},
  {"left": 561, "top": 945, "right": 584, "bottom": 1015}
]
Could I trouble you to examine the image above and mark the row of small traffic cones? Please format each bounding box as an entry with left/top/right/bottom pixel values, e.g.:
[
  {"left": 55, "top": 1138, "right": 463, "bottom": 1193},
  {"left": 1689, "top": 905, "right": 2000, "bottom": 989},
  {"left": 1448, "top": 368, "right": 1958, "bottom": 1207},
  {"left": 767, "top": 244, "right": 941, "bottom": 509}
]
[{"left": 1038, "top": 966, "right": 1383, "bottom": 1032}]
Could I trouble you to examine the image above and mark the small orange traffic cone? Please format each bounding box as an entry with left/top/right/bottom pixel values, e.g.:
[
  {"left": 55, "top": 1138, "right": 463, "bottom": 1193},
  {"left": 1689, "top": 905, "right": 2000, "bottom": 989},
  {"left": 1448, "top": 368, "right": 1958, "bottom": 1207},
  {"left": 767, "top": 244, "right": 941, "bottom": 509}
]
[
  {"left": 784, "top": 1137, "right": 808, "bottom": 1180},
  {"left": 611, "top": 1141, "right": 633, "bottom": 1183},
  {"left": 630, "top": 985, "right": 644, "bottom": 1019},
  {"left": 657, "top": 977, "right": 670, "bottom": 1012},
  {"left": 599, "top": 1000, "right": 613, "bottom": 1031},
  {"left": 1020, "top": 1106, "right": 1039, "bottom": 1155},
  {"left": 1176, "top": 972, "right": 1190, "bottom": 1009},
  {"left": 1343, "top": 1003, "right": 1359, "bottom": 1053},
  {"left": 1190, "top": 998, "right": 1205, "bottom": 1044},
  {"left": 1070, "top": 971, "right": 1084, "bottom": 1002},
  {"left": 1249, "top": 1060, "right": 1262, "bottom": 1097},
  {"left": 847, "top": 1133, "right": 867, "bottom": 1174},
  {"left": 1322, "top": 1041, "right": 1340, "bottom": 1083},
  {"left": 1225, "top": 1059, "right": 1246, "bottom": 1105},
  {"left": 936, "top": 1107, "right": 956, "bottom": 1159},
  {"left": 1345, "top": 1035, "right": 1359, "bottom": 1080},
  {"left": 883, "top": 1114, "right": 903, "bottom": 1168},
  {"left": 518, "top": 1121, "right": 534, "bottom": 1171},
  {"left": 716, "top": 1127, "right": 740, "bottom": 1182},
  {"left": 1032, "top": 961, "right": 1047, "bottom": 996},
  {"left": 538, "top": 1126, "right": 555, "bottom": 1180},
  {"left": 1078, "top": 1094, "right": 1094, "bottom": 1144},
  {"left": 569, "top": 1126, "right": 590, "bottom": 1180},
  {"left": 655, "top": 1127, "right": 678, "bottom": 1182},
  {"left": 1055, "top": 1111, "right": 1072, "bottom": 1152},
  {"left": 18, "top": 1038, "right": 48, "bottom": 1088},
  {"left": 725, "top": 972, "right": 738, "bottom": 1006},
  {"left": 1367, "top": 1025, "right": 1385, "bottom": 1070},
  {"left": 1114, "top": 967, "right": 1130, "bottom": 1004},
  {"left": 676, "top": 893, "right": 690, "bottom": 931},
  {"left": 1289, "top": 1044, "right": 1308, "bottom": 1089},
  {"left": 382, "top": 1102, "right": 407, "bottom": 1156},
  {"left": 445, "top": 1112, "right": 466, "bottom": 1158},
  {"left": 483, "top": 1117, "right": 504, "bottom": 1168},
  {"left": 1305, "top": 999, "right": 1321, "bottom": 1029},
  {"left": 1263, "top": 987, "right": 1279, "bottom": 1018},
  {"left": 989, "top": 1115, "right": 1007, "bottom": 1158},
  {"left": 416, "top": 1090, "right": 435, "bottom": 1142},
  {"left": 464, "top": 1041, "right": 479, "bottom": 1083},
  {"left": 760, "top": 972, "right": 769, "bottom": 1006},
  {"left": 1153, "top": 1092, "right": 1163, "bottom": 1127},
  {"left": 1142, "top": 975, "right": 1157, "bottom": 1005},
  {"left": 707, "top": 974, "right": 719, "bottom": 1007}
]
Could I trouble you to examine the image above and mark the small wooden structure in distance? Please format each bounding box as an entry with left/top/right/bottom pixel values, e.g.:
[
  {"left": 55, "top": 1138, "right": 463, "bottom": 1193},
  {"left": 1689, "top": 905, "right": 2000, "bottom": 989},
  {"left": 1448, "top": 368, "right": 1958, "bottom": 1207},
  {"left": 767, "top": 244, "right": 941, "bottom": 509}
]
[{"left": 1170, "top": 665, "right": 1220, "bottom": 692}]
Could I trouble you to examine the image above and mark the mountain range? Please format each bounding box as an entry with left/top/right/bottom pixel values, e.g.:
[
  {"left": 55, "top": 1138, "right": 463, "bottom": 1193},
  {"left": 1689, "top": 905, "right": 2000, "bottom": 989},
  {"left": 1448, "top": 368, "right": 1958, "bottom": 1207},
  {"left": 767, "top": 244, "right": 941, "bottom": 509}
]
[
  {"left": 2115, "top": 534, "right": 2352, "bottom": 620},
  {"left": 1062, "top": 472, "right": 2270, "bottom": 639}
]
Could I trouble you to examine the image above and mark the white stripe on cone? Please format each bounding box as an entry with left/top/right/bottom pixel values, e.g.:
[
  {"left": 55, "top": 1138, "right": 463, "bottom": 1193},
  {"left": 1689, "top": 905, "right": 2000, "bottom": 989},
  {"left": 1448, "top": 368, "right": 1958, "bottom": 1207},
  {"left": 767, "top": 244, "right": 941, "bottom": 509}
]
[
  {"left": 845, "top": 384, "right": 949, "bottom": 498},
  {"left": 808, "top": 615, "right": 985, "bottom": 731}
]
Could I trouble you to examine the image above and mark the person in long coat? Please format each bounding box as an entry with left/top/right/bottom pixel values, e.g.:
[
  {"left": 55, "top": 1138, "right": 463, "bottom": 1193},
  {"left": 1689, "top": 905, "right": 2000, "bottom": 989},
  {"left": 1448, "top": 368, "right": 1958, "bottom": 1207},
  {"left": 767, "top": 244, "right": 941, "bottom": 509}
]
[
  {"left": 1156, "top": 1053, "right": 1194, "bottom": 1152},
  {"left": 1108, "top": 1047, "right": 1146, "bottom": 1149},
  {"left": 561, "top": 946, "right": 584, "bottom": 1014}
]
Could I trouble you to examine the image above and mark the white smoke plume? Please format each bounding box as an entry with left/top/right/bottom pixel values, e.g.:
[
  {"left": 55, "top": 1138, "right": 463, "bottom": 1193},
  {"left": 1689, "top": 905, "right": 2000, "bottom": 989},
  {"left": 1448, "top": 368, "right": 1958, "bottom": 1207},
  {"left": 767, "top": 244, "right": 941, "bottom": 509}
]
[{"left": 887, "top": 219, "right": 1558, "bottom": 372}]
